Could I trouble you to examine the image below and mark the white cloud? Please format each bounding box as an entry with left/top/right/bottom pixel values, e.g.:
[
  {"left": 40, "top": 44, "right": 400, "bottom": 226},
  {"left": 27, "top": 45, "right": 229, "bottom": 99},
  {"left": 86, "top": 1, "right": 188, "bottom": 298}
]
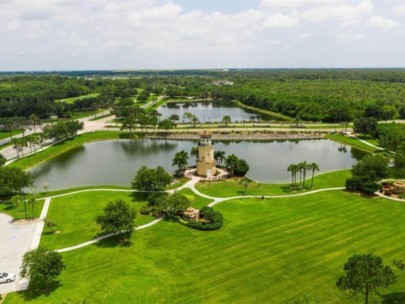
[
  {"left": 259, "top": 0, "right": 343, "bottom": 10},
  {"left": 367, "top": 16, "right": 401, "bottom": 29},
  {"left": 338, "top": 33, "right": 366, "bottom": 40},
  {"left": 394, "top": 3, "right": 405, "bottom": 15},
  {"left": 261, "top": 13, "right": 299, "bottom": 29},
  {"left": 296, "top": 33, "right": 312, "bottom": 39}
]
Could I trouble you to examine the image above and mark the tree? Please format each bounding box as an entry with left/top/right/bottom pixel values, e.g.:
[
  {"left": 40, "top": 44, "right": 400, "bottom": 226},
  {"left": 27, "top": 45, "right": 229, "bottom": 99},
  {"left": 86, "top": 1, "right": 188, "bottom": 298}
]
[
  {"left": 158, "top": 119, "right": 176, "bottom": 133},
  {"left": 0, "top": 166, "right": 32, "bottom": 198},
  {"left": 287, "top": 163, "right": 297, "bottom": 189},
  {"left": 168, "top": 114, "right": 180, "bottom": 122},
  {"left": 29, "top": 114, "right": 41, "bottom": 133},
  {"left": 300, "top": 161, "right": 308, "bottom": 188},
  {"left": 20, "top": 246, "right": 65, "bottom": 291},
  {"left": 0, "top": 154, "right": 6, "bottom": 166},
  {"left": 239, "top": 177, "right": 252, "bottom": 195},
  {"left": 132, "top": 166, "right": 172, "bottom": 192},
  {"left": 96, "top": 200, "right": 136, "bottom": 237},
  {"left": 214, "top": 150, "right": 225, "bottom": 166},
  {"left": 225, "top": 154, "right": 239, "bottom": 177},
  {"left": 222, "top": 115, "right": 231, "bottom": 126},
  {"left": 190, "top": 146, "right": 198, "bottom": 161},
  {"left": 336, "top": 253, "right": 396, "bottom": 304},
  {"left": 172, "top": 150, "right": 189, "bottom": 171},
  {"left": 308, "top": 163, "right": 320, "bottom": 189},
  {"left": 164, "top": 193, "right": 190, "bottom": 215}
]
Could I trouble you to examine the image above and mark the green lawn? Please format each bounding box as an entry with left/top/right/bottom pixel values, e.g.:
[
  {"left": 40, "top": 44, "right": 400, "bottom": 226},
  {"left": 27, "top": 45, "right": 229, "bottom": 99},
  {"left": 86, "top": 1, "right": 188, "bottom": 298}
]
[
  {"left": 0, "top": 199, "right": 44, "bottom": 220},
  {"left": 55, "top": 93, "right": 100, "bottom": 104},
  {"left": 0, "top": 130, "right": 22, "bottom": 140},
  {"left": 326, "top": 134, "right": 380, "bottom": 153},
  {"left": 177, "top": 188, "right": 213, "bottom": 209},
  {"left": 195, "top": 169, "right": 351, "bottom": 198},
  {"left": 9, "top": 131, "right": 127, "bottom": 170},
  {"left": 40, "top": 191, "right": 154, "bottom": 251},
  {"left": 6, "top": 190, "right": 405, "bottom": 304}
]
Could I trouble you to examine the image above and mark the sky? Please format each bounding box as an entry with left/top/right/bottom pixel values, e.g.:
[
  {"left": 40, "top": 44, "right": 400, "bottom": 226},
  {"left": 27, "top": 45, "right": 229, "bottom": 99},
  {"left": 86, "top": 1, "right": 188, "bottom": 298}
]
[{"left": 0, "top": 0, "right": 404, "bottom": 70}]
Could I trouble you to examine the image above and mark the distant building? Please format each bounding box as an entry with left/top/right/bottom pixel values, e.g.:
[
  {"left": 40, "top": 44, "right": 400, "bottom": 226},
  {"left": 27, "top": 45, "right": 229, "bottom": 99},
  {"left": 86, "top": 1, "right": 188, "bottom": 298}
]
[
  {"left": 212, "top": 80, "right": 234, "bottom": 86},
  {"left": 196, "top": 130, "right": 216, "bottom": 177}
]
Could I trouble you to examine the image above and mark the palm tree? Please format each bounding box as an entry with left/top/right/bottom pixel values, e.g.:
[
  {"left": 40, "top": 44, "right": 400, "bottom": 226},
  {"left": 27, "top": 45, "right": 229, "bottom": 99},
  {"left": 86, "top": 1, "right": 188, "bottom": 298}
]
[
  {"left": 287, "top": 164, "right": 295, "bottom": 189},
  {"left": 225, "top": 154, "right": 239, "bottom": 177},
  {"left": 214, "top": 150, "right": 226, "bottom": 166},
  {"left": 190, "top": 146, "right": 198, "bottom": 161},
  {"left": 309, "top": 163, "right": 320, "bottom": 189},
  {"left": 172, "top": 150, "right": 189, "bottom": 171},
  {"left": 301, "top": 161, "right": 308, "bottom": 188},
  {"left": 29, "top": 114, "right": 41, "bottom": 134},
  {"left": 222, "top": 115, "right": 231, "bottom": 126}
]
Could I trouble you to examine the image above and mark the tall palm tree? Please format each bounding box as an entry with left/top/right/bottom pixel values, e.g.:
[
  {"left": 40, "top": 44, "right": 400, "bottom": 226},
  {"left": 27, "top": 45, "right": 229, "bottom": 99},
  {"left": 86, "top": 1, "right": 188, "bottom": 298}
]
[
  {"left": 309, "top": 163, "right": 320, "bottom": 189},
  {"left": 301, "top": 161, "right": 308, "bottom": 188},
  {"left": 29, "top": 114, "right": 41, "bottom": 134},
  {"left": 214, "top": 150, "right": 226, "bottom": 166},
  {"left": 287, "top": 164, "right": 295, "bottom": 189},
  {"left": 222, "top": 115, "right": 231, "bottom": 127},
  {"left": 172, "top": 150, "right": 189, "bottom": 171}
]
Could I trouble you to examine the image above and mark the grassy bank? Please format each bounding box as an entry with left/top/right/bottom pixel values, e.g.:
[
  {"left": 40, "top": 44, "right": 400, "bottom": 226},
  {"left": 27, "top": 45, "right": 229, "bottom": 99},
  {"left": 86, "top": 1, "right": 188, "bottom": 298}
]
[
  {"left": 233, "top": 100, "right": 293, "bottom": 121},
  {"left": 9, "top": 131, "right": 127, "bottom": 171},
  {"left": 326, "top": 134, "right": 380, "bottom": 153},
  {"left": 0, "top": 199, "right": 44, "bottom": 220},
  {"left": 0, "top": 130, "right": 22, "bottom": 140},
  {"left": 195, "top": 169, "right": 351, "bottom": 198},
  {"left": 6, "top": 190, "right": 405, "bottom": 303}
]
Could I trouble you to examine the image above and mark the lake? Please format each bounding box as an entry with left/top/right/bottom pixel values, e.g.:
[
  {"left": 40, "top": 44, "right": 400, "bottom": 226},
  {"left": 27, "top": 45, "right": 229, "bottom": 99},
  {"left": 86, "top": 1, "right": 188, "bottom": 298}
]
[
  {"left": 30, "top": 139, "right": 363, "bottom": 190},
  {"left": 157, "top": 101, "right": 273, "bottom": 122}
]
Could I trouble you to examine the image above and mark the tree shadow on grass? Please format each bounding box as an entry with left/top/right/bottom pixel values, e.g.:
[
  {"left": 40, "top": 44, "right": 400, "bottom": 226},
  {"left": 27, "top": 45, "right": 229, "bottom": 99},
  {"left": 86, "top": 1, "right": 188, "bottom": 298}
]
[
  {"left": 130, "top": 192, "right": 149, "bottom": 202},
  {"left": 381, "top": 292, "right": 405, "bottom": 304},
  {"left": 22, "top": 278, "right": 62, "bottom": 301},
  {"left": 95, "top": 233, "right": 133, "bottom": 249}
]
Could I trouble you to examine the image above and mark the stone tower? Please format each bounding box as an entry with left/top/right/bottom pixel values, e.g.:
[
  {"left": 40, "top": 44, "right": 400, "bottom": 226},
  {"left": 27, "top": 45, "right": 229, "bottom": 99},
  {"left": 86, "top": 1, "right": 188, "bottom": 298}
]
[{"left": 196, "top": 130, "right": 216, "bottom": 177}]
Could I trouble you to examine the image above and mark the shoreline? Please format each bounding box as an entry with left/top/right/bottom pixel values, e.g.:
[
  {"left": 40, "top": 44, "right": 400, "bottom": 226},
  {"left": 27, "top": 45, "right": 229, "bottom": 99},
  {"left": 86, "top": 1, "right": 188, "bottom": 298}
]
[{"left": 145, "top": 130, "right": 325, "bottom": 141}]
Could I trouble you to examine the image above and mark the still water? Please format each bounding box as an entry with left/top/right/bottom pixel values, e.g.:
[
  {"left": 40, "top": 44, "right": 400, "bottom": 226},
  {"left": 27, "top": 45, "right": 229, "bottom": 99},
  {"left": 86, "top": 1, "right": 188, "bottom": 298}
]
[
  {"left": 30, "top": 139, "right": 363, "bottom": 190},
  {"left": 157, "top": 101, "right": 274, "bottom": 122}
]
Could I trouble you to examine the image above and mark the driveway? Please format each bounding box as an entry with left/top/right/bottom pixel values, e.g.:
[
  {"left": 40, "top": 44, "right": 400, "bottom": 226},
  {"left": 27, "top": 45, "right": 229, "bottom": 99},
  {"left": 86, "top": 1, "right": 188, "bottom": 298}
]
[{"left": 0, "top": 214, "right": 38, "bottom": 294}]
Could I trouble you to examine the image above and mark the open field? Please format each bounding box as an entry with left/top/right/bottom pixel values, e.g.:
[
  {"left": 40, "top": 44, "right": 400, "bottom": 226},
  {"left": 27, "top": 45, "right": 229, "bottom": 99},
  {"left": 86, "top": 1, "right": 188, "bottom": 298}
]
[
  {"left": 55, "top": 93, "right": 100, "bottom": 104},
  {"left": 5, "top": 190, "right": 405, "bottom": 304},
  {"left": 195, "top": 169, "right": 351, "bottom": 198},
  {"left": 0, "top": 199, "right": 44, "bottom": 220},
  {"left": 40, "top": 191, "right": 154, "bottom": 250}
]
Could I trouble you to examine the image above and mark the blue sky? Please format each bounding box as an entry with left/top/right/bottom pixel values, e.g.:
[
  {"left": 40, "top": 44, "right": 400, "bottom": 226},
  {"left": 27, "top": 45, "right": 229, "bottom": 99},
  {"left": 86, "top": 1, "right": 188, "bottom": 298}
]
[{"left": 0, "top": 0, "right": 404, "bottom": 70}]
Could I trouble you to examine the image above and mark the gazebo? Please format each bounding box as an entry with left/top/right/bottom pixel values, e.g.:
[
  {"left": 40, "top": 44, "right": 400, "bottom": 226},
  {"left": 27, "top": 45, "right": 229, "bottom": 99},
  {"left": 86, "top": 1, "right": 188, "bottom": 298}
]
[{"left": 183, "top": 207, "right": 200, "bottom": 221}]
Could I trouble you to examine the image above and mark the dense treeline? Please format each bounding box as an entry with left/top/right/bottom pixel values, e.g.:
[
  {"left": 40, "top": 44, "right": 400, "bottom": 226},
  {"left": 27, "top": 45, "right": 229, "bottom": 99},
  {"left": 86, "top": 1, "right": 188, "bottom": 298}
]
[{"left": 1, "top": 69, "right": 405, "bottom": 122}]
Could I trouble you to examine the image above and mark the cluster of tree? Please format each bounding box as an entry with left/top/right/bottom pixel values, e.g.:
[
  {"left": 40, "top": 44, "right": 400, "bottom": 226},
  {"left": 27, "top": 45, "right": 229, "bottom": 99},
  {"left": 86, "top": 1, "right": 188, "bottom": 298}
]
[
  {"left": 346, "top": 154, "right": 389, "bottom": 194},
  {"left": 353, "top": 117, "right": 379, "bottom": 137},
  {"left": 132, "top": 166, "right": 173, "bottom": 192},
  {"left": 224, "top": 154, "right": 249, "bottom": 177},
  {"left": 0, "top": 155, "right": 32, "bottom": 198},
  {"left": 172, "top": 150, "right": 189, "bottom": 176},
  {"left": 287, "top": 162, "right": 320, "bottom": 190},
  {"left": 187, "top": 206, "right": 223, "bottom": 230},
  {"left": 42, "top": 120, "right": 84, "bottom": 141},
  {"left": 140, "top": 192, "right": 190, "bottom": 217}
]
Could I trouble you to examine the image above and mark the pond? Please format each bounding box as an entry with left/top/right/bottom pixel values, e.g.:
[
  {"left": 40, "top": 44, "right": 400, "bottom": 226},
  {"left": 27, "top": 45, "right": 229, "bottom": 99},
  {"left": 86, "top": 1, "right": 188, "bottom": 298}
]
[
  {"left": 30, "top": 139, "right": 363, "bottom": 190},
  {"left": 157, "top": 101, "right": 274, "bottom": 122}
]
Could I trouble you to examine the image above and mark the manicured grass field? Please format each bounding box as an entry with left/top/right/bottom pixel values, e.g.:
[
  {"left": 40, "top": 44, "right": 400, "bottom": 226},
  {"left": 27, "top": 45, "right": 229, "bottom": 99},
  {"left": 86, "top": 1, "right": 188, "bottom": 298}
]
[
  {"left": 6, "top": 190, "right": 405, "bottom": 303},
  {"left": 0, "top": 199, "right": 44, "bottom": 220},
  {"left": 40, "top": 191, "right": 154, "bottom": 251},
  {"left": 55, "top": 93, "right": 100, "bottom": 104},
  {"left": 326, "top": 134, "right": 380, "bottom": 153},
  {"left": 195, "top": 169, "right": 351, "bottom": 198}
]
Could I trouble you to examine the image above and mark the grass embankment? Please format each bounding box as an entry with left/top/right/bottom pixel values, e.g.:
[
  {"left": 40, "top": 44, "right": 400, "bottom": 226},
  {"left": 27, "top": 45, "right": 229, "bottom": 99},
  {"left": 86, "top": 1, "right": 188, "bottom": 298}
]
[
  {"left": 9, "top": 131, "right": 127, "bottom": 171},
  {"left": 55, "top": 93, "right": 100, "bottom": 104},
  {"left": 40, "top": 191, "right": 153, "bottom": 250},
  {"left": 326, "top": 134, "right": 381, "bottom": 153},
  {"left": 233, "top": 100, "right": 293, "bottom": 121},
  {"left": 6, "top": 190, "right": 405, "bottom": 303},
  {"left": 195, "top": 170, "right": 351, "bottom": 198}
]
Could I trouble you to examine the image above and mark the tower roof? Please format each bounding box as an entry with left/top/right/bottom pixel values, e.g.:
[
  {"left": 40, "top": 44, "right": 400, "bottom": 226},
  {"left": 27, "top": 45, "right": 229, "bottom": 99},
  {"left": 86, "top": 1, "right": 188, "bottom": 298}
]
[{"left": 200, "top": 130, "right": 212, "bottom": 138}]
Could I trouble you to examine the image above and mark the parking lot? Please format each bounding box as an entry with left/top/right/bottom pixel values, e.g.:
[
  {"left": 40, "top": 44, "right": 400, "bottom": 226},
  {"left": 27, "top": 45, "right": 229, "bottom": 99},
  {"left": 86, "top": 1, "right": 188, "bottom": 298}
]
[{"left": 0, "top": 214, "right": 39, "bottom": 294}]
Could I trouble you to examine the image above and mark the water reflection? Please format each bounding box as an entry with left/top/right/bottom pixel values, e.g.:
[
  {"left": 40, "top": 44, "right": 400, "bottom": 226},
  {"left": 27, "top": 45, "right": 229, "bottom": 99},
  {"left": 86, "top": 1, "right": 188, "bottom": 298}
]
[{"left": 30, "top": 139, "right": 364, "bottom": 190}]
